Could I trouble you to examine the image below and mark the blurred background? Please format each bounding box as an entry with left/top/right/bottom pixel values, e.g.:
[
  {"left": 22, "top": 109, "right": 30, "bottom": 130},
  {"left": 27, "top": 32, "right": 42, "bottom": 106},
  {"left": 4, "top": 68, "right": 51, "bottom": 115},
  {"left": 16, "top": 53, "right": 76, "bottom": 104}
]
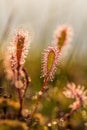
[
  {"left": 0, "top": 0, "right": 87, "bottom": 51},
  {"left": 0, "top": 1, "right": 87, "bottom": 129}
]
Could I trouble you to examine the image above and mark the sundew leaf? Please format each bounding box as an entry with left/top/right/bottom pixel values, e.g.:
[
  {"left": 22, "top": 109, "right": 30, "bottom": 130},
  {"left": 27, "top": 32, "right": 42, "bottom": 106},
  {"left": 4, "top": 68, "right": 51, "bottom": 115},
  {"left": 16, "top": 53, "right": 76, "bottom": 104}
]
[
  {"left": 54, "top": 25, "right": 73, "bottom": 50},
  {"left": 58, "top": 30, "right": 66, "bottom": 50},
  {"left": 16, "top": 35, "right": 25, "bottom": 64},
  {"left": 47, "top": 49, "right": 55, "bottom": 73},
  {"left": 42, "top": 46, "right": 59, "bottom": 81}
]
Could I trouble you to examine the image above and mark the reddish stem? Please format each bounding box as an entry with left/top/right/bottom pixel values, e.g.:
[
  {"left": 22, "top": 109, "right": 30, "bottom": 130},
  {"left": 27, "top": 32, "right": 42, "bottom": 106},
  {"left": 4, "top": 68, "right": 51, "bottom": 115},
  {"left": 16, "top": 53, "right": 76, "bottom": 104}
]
[
  {"left": 17, "top": 88, "right": 23, "bottom": 116},
  {"left": 30, "top": 76, "right": 48, "bottom": 118}
]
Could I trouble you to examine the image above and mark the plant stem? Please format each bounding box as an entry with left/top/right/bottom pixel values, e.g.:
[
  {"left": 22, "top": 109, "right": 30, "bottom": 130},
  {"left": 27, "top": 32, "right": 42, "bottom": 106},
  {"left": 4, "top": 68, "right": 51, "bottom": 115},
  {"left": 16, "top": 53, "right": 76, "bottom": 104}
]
[
  {"left": 60, "top": 108, "right": 79, "bottom": 120},
  {"left": 17, "top": 88, "right": 23, "bottom": 116},
  {"left": 30, "top": 76, "right": 48, "bottom": 118}
]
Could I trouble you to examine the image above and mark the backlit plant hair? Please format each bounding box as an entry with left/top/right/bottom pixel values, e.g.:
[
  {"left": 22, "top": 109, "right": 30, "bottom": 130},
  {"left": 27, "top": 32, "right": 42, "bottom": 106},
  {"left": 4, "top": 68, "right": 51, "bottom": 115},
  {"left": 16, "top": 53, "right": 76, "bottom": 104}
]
[
  {"left": 30, "top": 46, "right": 59, "bottom": 118},
  {"left": 30, "top": 26, "right": 73, "bottom": 117},
  {"left": 52, "top": 25, "right": 73, "bottom": 68},
  {"left": 60, "top": 83, "right": 87, "bottom": 120},
  {"left": 3, "top": 24, "right": 78, "bottom": 129},
  {"left": 63, "top": 83, "right": 87, "bottom": 110},
  {"left": 7, "top": 28, "right": 31, "bottom": 115},
  {"left": 53, "top": 24, "right": 73, "bottom": 51},
  {"left": 41, "top": 46, "right": 59, "bottom": 82}
]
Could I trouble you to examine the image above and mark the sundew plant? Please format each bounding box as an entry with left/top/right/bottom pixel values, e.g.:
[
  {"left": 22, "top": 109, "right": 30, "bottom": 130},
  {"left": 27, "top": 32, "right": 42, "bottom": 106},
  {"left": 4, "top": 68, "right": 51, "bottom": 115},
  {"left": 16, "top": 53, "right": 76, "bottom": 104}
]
[{"left": 0, "top": 24, "right": 87, "bottom": 130}]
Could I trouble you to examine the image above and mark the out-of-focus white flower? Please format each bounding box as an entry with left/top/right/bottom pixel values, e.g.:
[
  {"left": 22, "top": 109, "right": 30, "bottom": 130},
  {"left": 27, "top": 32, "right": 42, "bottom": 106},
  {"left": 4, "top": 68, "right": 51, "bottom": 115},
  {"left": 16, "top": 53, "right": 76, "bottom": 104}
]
[{"left": 63, "top": 83, "right": 87, "bottom": 110}]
